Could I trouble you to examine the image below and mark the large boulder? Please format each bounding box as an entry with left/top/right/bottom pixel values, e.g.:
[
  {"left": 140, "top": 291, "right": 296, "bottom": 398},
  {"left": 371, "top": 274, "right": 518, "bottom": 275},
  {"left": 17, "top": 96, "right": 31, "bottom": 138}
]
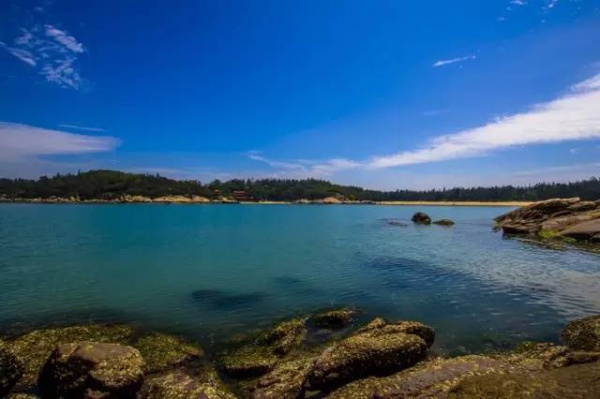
[
  {"left": 8, "top": 324, "right": 136, "bottom": 391},
  {"left": 411, "top": 212, "right": 432, "bottom": 225},
  {"left": 561, "top": 315, "right": 600, "bottom": 351},
  {"left": 0, "top": 340, "right": 24, "bottom": 397},
  {"left": 494, "top": 198, "right": 600, "bottom": 246},
  {"left": 448, "top": 361, "right": 600, "bottom": 398},
  {"left": 39, "top": 342, "right": 144, "bottom": 399},
  {"left": 139, "top": 370, "right": 236, "bottom": 399},
  {"left": 326, "top": 355, "right": 520, "bottom": 399},
  {"left": 307, "top": 319, "right": 432, "bottom": 391}
]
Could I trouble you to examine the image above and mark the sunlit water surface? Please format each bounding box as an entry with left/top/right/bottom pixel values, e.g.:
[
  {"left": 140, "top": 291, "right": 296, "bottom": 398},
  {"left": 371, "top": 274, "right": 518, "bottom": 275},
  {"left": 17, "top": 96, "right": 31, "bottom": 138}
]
[{"left": 1, "top": 204, "right": 599, "bottom": 354}]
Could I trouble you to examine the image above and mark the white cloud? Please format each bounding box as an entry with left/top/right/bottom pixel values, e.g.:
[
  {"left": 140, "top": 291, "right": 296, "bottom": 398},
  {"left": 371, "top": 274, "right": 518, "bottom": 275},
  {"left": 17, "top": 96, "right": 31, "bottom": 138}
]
[
  {"left": 45, "top": 25, "right": 85, "bottom": 53},
  {"left": 58, "top": 124, "right": 105, "bottom": 132},
  {"left": 1, "top": 24, "right": 86, "bottom": 89},
  {"left": 432, "top": 55, "right": 477, "bottom": 68},
  {"left": 367, "top": 73, "right": 600, "bottom": 168},
  {"left": 0, "top": 122, "right": 119, "bottom": 161},
  {"left": 511, "top": 0, "right": 526, "bottom": 6}
]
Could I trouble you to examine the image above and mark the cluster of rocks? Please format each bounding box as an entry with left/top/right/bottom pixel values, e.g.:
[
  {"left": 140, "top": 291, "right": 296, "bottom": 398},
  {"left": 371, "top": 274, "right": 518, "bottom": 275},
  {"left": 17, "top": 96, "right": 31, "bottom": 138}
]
[
  {"left": 495, "top": 198, "right": 600, "bottom": 245},
  {"left": 411, "top": 212, "right": 455, "bottom": 226},
  {"left": 3, "top": 310, "right": 600, "bottom": 398}
]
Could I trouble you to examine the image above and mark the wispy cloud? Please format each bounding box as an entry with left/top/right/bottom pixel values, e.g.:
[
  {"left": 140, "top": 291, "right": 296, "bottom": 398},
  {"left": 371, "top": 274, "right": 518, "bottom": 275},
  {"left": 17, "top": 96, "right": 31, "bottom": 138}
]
[
  {"left": 0, "top": 122, "right": 119, "bottom": 161},
  {"left": 248, "top": 72, "right": 600, "bottom": 178},
  {"left": 432, "top": 55, "right": 476, "bottom": 68},
  {"left": 1, "top": 23, "right": 86, "bottom": 89},
  {"left": 58, "top": 124, "right": 105, "bottom": 132},
  {"left": 246, "top": 152, "right": 359, "bottom": 177},
  {"left": 367, "top": 72, "right": 600, "bottom": 168}
]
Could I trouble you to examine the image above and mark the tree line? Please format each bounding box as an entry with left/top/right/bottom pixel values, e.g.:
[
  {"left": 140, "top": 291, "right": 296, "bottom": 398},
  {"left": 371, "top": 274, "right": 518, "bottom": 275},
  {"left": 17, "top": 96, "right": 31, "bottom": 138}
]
[{"left": 0, "top": 170, "right": 598, "bottom": 201}]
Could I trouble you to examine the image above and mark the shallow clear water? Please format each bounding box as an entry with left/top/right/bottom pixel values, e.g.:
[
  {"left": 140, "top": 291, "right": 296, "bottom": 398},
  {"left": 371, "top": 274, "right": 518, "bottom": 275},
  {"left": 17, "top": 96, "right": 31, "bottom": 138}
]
[{"left": 1, "top": 204, "right": 599, "bottom": 354}]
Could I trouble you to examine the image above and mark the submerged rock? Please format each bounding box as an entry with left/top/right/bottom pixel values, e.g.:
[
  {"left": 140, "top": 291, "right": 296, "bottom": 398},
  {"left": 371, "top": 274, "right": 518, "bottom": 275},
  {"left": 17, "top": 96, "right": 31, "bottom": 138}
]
[
  {"left": 411, "top": 212, "right": 432, "bottom": 225},
  {"left": 139, "top": 370, "right": 236, "bottom": 399},
  {"left": 0, "top": 340, "right": 24, "bottom": 397},
  {"left": 561, "top": 315, "right": 600, "bottom": 351},
  {"left": 310, "top": 309, "right": 356, "bottom": 330},
  {"left": 307, "top": 319, "right": 432, "bottom": 391},
  {"left": 448, "top": 360, "right": 600, "bottom": 398},
  {"left": 433, "top": 219, "right": 455, "bottom": 226},
  {"left": 38, "top": 342, "right": 144, "bottom": 399}
]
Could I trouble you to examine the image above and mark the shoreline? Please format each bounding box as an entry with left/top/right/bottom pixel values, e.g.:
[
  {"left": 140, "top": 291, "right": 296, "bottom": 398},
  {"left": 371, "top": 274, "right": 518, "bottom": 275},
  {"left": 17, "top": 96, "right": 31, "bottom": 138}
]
[{"left": 0, "top": 198, "right": 530, "bottom": 207}]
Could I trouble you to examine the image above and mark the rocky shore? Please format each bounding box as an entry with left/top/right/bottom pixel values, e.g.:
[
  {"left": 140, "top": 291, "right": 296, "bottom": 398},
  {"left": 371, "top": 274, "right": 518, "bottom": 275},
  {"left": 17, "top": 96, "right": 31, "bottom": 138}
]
[
  {"left": 2, "top": 310, "right": 600, "bottom": 398},
  {"left": 495, "top": 198, "right": 600, "bottom": 248}
]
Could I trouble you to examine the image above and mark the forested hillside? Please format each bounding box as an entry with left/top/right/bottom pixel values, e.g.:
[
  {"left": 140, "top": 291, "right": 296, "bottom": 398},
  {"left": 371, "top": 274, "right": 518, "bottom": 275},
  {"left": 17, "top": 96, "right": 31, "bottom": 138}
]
[{"left": 0, "top": 170, "right": 599, "bottom": 201}]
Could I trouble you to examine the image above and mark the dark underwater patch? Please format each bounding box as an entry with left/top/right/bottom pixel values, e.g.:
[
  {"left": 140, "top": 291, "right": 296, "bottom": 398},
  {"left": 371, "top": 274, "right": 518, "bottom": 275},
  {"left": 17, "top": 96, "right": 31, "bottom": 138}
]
[
  {"left": 272, "top": 275, "right": 323, "bottom": 296},
  {"left": 190, "top": 289, "right": 269, "bottom": 310}
]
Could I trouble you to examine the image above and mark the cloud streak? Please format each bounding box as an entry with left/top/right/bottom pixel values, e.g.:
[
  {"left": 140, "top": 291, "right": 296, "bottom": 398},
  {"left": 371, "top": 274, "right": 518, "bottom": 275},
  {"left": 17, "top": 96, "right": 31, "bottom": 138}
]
[
  {"left": 249, "top": 73, "right": 600, "bottom": 177},
  {"left": 0, "top": 122, "right": 119, "bottom": 161},
  {"left": 58, "top": 124, "right": 106, "bottom": 132},
  {"left": 432, "top": 55, "right": 476, "bottom": 68},
  {"left": 368, "top": 72, "right": 600, "bottom": 168}
]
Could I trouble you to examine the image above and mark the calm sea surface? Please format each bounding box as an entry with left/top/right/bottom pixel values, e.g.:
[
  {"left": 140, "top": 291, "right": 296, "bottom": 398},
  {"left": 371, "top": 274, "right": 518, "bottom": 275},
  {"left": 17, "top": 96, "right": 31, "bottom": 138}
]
[{"left": 1, "top": 204, "right": 599, "bottom": 354}]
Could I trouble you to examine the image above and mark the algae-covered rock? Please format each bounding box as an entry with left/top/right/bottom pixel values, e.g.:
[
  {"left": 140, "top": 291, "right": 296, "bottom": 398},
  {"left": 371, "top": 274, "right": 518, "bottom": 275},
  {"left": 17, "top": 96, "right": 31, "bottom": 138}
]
[
  {"left": 259, "top": 318, "right": 307, "bottom": 356},
  {"left": 139, "top": 370, "right": 236, "bottom": 399},
  {"left": 252, "top": 358, "right": 314, "bottom": 399},
  {"left": 448, "top": 361, "right": 600, "bottom": 398},
  {"left": 221, "top": 318, "right": 307, "bottom": 379},
  {"left": 38, "top": 342, "right": 144, "bottom": 399},
  {"left": 561, "top": 315, "right": 600, "bottom": 351},
  {"left": 307, "top": 329, "right": 428, "bottom": 391},
  {"left": 221, "top": 345, "right": 279, "bottom": 378},
  {"left": 326, "top": 355, "right": 519, "bottom": 399},
  {"left": 310, "top": 309, "right": 356, "bottom": 330},
  {"left": 1, "top": 340, "right": 24, "bottom": 397},
  {"left": 411, "top": 212, "right": 432, "bottom": 225},
  {"left": 7, "top": 324, "right": 136, "bottom": 391},
  {"left": 356, "top": 318, "right": 435, "bottom": 347},
  {"left": 134, "top": 332, "right": 204, "bottom": 374},
  {"left": 433, "top": 219, "right": 455, "bottom": 226}
]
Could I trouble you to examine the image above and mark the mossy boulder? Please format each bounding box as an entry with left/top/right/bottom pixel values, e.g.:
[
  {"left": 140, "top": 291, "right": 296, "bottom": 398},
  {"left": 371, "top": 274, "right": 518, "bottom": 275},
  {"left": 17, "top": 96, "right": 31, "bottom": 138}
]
[
  {"left": 1, "top": 340, "right": 24, "bottom": 397},
  {"left": 7, "top": 324, "right": 136, "bottom": 391},
  {"left": 356, "top": 318, "right": 435, "bottom": 347},
  {"left": 221, "top": 318, "right": 307, "bottom": 379},
  {"left": 139, "top": 370, "right": 236, "bottom": 399},
  {"left": 411, "top": 212, "right": 432, "bottom": 225},
  {"left": 310, "top": 309, "right": 356, "bottom": 330},
  {"left": 38, "top": 342, "right": 144, "bottom": 399},
  {"left": 307, "top": 320, "right": 430, "bottom": 391},
  {"left": 433, "top": 219, "right": 455, "bottom": 226},
  {"left": 327, "top": 355, "right": 520, "bottom": 399},
  {"left": 251, "top": 358, "right": 314, "bottom": 399},
  {"left": 259, "top": 318, "right": 307, "bottom": 356},
  {"left": 561, "top": 315, "right": 600, "bottom": 351},
  {"left": 134, "top": 333, "right": 204, "bottom": 374},
  {"left": 448, "top": 360, "right": 600, "bottom": 398}
]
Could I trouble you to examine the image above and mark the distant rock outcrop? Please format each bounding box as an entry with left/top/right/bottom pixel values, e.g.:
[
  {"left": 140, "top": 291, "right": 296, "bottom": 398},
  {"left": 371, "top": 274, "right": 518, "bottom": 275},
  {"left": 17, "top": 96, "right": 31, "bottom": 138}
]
[
  {"left": 411, "top": 212, "right": 432, "bottom": 225},
  {"left": 433, "top": 219, "right": 455, "bottom": 226},
  {"left": 494, "top": 198, "right": 600, "bottom": 245}
]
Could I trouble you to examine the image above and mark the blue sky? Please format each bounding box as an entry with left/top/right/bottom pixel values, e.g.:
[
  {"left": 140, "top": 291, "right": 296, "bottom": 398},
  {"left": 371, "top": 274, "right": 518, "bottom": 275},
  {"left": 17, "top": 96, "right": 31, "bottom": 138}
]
[{"left": 0, "top": 0, "right": 599, "bottom": 189}]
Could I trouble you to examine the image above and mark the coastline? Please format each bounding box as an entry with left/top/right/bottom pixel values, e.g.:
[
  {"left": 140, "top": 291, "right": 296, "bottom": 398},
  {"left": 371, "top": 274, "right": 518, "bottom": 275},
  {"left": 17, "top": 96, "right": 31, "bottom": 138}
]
[{"left": 0, "top": 197, "right": 530, "bottom": 207}]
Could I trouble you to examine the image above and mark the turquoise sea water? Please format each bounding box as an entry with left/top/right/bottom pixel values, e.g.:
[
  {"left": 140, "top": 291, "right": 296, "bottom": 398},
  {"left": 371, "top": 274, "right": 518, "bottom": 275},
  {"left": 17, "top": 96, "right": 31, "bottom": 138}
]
[{"left": 1, "top": 204, "right": 599, "bottom": 354}]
